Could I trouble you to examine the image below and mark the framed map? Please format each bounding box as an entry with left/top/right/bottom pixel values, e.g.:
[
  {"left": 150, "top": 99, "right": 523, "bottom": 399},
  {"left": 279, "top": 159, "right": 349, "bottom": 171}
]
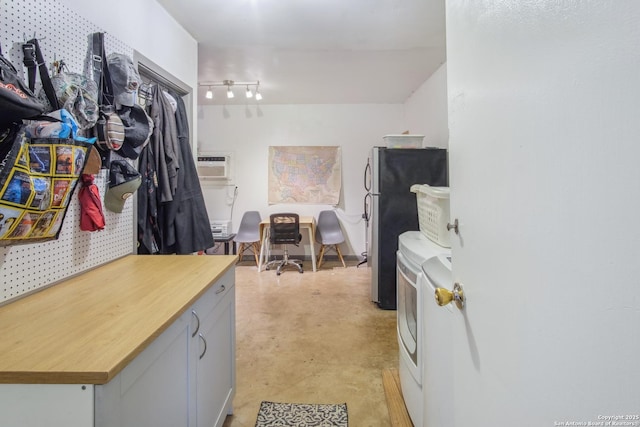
[{"left": 268, "top": 146, "right": 342, "bottom": 205}]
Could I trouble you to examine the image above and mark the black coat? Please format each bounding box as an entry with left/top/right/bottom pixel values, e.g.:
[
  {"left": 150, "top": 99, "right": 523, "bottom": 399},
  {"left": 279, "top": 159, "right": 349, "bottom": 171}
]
[
  {"left": 137, "top": 88, "right": 213, "bottom": 254},
  {"left": 160, "top": 92, "right": 213, "bottom": 254},
  {"left": 136, "top": 134, "right": 160, "bottom": 254}
]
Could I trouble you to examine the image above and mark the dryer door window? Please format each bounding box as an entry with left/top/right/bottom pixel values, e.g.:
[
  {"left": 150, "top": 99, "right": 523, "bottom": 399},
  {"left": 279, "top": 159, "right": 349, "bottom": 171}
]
[{"left": 397, "top": 251, "right": 421, "bottom": 370}]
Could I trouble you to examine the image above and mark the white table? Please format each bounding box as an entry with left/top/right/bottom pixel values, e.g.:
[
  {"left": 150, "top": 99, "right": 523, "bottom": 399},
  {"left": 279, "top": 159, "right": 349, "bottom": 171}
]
[{"left": 258, "top": 216, "right": 317, "bottom": 272}]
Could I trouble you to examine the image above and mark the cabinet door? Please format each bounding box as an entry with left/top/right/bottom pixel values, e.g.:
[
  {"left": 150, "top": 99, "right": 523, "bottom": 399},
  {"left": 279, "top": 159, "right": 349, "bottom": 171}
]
[
  {"left": 191, "top": 271, "right": 235, "bottom": 427},
  {"left": 95, "top": 312, "right": 191, "bottom": 427}
]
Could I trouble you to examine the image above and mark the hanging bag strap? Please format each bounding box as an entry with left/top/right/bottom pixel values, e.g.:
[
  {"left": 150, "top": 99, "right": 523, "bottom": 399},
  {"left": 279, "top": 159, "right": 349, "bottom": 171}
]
[
  {"left": 22, "top": 38, "right": 60, "bottom": 110},
  {"left": 91, "top": 32, "right": 114, "bottom": 107},
  {"left": 91, "top": 32, "right": 104, "bottom": 103},
  {"left": 21, "top": 42, "right": 37, "bottom": 89}
]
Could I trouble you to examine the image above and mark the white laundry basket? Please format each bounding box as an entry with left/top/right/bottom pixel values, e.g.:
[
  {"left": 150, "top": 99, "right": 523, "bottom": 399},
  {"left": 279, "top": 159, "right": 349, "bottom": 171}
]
[{"left": 410, "top": 184, "right": 451, "bottom": 247}]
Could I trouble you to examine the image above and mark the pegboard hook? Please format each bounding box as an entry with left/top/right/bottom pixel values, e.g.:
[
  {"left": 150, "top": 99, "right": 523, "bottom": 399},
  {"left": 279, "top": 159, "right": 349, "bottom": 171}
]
[{"left": 23, "top": 32, "right": 45, "bottom": 42}]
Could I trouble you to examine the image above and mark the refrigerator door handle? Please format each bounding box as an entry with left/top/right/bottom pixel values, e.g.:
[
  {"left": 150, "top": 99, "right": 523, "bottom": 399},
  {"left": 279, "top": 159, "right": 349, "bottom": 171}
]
[
  {"left": 364, "top": 160, "right": 372, "bottom": 191},
  {"left": 363, "top": 192, "right": 372, "bottom": 222}
]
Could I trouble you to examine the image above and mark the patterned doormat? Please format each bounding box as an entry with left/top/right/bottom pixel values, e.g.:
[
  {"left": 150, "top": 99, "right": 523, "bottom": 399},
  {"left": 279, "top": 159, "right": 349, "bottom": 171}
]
[{"left": 255, "top": 401, "right": 348, "bottom": 426}]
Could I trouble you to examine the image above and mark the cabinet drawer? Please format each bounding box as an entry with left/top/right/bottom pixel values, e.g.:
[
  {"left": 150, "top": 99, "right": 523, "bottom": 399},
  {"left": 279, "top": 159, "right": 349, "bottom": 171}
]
[{"left": 191, "top": 268, "right": 234, "bottom": 317}]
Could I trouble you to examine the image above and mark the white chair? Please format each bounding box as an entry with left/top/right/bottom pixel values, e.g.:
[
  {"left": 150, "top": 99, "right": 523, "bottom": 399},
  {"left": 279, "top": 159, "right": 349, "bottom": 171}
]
[
  {"left": 315, "top": 210, "right": 346, "bottom": 268},
  {"left": 235, "top": 211, "right": 262, "bottom": 266}
]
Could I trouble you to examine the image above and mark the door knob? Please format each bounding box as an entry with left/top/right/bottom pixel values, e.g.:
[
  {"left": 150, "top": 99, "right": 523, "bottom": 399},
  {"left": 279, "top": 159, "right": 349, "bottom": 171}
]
[
  {"left": 434, "top": 282, "right": 465, "bottom": 309},
  {"left": 446, "top": 218, "right": 459, "bottom": 234}
]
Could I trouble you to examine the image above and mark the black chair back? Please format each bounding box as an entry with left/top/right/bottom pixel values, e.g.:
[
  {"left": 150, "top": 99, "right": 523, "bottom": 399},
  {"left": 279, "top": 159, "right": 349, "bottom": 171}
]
[{"left": 270, "top": 213, "right": 301, "bottom": 245}]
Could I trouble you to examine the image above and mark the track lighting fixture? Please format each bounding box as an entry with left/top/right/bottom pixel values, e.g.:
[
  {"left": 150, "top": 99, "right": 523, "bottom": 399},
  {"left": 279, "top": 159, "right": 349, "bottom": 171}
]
[{"left": 198, "top": 80, "right": 263, "bottom": 101}]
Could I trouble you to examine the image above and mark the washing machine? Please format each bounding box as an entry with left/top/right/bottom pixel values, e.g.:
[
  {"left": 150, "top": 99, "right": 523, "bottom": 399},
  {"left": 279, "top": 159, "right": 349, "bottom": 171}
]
[
  {"left": 397, "top": 231, "right": 450, "bottom": 427},
  {"left": 421, "top": 253, "right": 454, "bottom": 427}
]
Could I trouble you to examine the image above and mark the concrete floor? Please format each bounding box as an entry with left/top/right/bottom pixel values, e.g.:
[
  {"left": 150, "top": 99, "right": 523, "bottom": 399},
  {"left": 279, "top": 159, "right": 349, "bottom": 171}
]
[{"left": 222, "top": 258, "right": 398, "bottom": 427}]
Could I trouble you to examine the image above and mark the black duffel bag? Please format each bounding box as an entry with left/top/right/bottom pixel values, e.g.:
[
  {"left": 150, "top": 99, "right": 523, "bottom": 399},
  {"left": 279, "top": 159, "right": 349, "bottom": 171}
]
[{"left": 0, "top": 43, "right": 46, "bottom": 126}]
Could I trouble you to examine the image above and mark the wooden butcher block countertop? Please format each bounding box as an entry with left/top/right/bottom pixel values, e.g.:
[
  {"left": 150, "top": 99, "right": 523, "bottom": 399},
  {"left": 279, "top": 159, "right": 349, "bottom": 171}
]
[{"left": 0, "top": 255, "right": 237, "bottom": 384}]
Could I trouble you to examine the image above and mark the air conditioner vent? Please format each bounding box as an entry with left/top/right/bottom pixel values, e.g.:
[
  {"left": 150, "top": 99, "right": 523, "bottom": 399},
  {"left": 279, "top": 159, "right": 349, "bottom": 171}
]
[{"left": 197, "top": 155, "right": 229, "bottom": 179}]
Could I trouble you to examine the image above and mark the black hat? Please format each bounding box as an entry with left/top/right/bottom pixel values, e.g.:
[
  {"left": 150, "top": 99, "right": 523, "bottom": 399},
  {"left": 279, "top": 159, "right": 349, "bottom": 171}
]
[{"left": 116, "top": 104, "right": 153, "bottom": 160}]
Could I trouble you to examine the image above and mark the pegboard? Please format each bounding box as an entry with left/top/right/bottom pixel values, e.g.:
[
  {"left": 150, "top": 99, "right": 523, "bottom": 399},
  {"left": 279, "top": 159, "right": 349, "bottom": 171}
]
[{"left": 0, "top": 0, "right": 137, "bottom": 304}]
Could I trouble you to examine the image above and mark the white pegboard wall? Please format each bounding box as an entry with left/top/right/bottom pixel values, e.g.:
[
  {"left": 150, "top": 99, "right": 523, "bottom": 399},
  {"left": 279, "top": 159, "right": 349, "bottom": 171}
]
[{"left": 0, "top": 0, "right": 137, "bottom": 304}]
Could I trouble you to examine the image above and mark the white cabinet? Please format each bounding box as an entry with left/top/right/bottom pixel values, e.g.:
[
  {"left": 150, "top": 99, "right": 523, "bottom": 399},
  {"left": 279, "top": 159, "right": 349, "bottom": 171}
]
[
  {"left": 191, "top": 272, "right": 235, "bottom": 427},
  {"left": 95, "top": 312, "right": 191, "bottom": 427},
  {"left": 0, "top": 256, "right": 236, "bottom": 427},
  {"left": 0, "top": 384, "right": 94, "bottom": 427},
  {"left": 95, "top": 268, "right": 235, "bottom": 427}
]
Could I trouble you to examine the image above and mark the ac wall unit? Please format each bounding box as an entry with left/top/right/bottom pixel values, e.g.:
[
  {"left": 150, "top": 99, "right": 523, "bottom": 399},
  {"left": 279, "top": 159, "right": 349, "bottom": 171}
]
[{"left": 197, "top": 155, "right": 229, "bottom": 179}]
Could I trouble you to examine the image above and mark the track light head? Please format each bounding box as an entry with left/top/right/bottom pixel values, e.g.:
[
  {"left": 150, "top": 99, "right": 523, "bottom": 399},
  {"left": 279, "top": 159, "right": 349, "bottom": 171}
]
[{"left": 199, "top": 80, "right": 261, "bottom": 101}]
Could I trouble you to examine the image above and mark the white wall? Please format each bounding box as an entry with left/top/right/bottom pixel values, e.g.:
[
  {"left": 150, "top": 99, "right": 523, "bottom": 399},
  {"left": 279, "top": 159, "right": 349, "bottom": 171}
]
[
  {"left": 59, "top": 0, "right": 198, "bottom": 144},
  {"left": 404, "top": 63, "right": 449, "bottom": 148},
  {"left": 197, "top": 104, "right": 405, "bottom": 257}
]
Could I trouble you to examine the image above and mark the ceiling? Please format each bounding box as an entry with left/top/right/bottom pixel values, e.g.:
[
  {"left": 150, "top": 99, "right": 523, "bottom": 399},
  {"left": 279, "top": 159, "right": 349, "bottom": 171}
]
[{"left": 156, "top": 0, "right": 446, "bottom": 105}]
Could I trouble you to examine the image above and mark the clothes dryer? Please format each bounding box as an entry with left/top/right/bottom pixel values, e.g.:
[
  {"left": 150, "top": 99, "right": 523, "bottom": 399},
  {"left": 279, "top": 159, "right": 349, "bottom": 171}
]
[
  {"left": 396, "top": 231, "right": 450, "bottom": 427},
  {"left": 421, "top": 253, "right": 454, "bottom": 427}
]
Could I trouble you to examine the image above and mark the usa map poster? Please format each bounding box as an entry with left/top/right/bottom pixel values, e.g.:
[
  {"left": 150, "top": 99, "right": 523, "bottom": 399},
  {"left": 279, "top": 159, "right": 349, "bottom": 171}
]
[{"left": 268, "top": 146, "right": 342, "bottom": 205}]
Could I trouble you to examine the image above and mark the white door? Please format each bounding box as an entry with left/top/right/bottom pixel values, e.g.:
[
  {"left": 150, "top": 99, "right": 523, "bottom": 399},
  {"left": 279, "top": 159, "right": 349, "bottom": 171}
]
[{"left": 445, "top": 1, "right": 640, "bottom": 425}]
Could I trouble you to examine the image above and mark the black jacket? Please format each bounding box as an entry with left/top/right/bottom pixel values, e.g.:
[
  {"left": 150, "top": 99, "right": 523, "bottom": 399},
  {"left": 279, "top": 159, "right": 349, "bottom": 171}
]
[
  {"left": 160, "top": 92, "right": 213, "bottom": 254},
  {"left": 137, "top": 88, "right": 213, "bottom": 254}
]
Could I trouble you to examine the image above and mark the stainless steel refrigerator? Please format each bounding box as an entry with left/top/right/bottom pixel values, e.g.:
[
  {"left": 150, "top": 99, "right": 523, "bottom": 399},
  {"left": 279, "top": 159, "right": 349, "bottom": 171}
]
[{"left": 365, "top": 146, "right": 448, "bottom": 309}]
